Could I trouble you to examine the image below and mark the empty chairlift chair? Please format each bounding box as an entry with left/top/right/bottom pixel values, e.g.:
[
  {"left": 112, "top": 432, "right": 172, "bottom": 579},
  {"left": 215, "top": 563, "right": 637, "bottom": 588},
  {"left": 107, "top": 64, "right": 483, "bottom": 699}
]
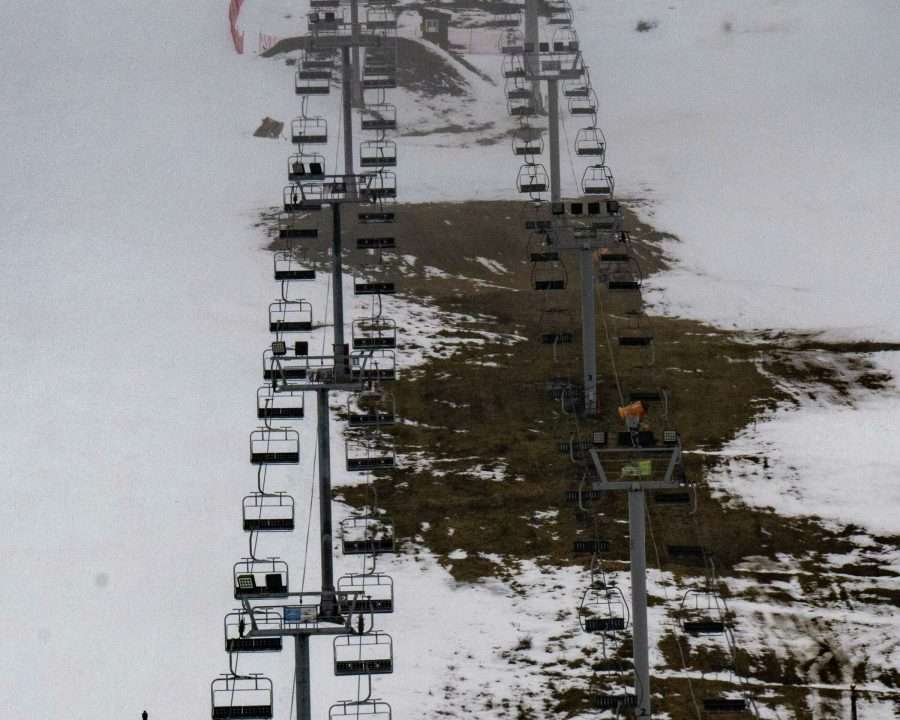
[
  {"left": 340, "top": 515, "right": 396, "bottom": 555},
  {"left": 362, "top": 65, "right": 397, "bottom": 90},
  {"left": 249, "top": 427, "right": 300, "bottom": 465},
  {"left": 288, "top": 152, "right": 326, "bottom": 182},
  {"left": 517, "top": 163, "right": 549, "bottom": 196},
  {"left": 354, "top": 267, "right": 395, "bottom": 296},
  {"left": 366, "top": 6, "right": 397, "bottom": 30},
  {"left": 506, "top": 78, "right": 532, "bottom": 102},
  {"left": 269, "top": 299, "right": 313, "bottom": 333},
  {"left": 532, "top": 258, "right": 567, "bottom": 290},
  {"left": 295, "top": 68, "right": 331, "bottom": 95},
  {"left": 291, "top": 116, "right": 328, "bottom": 144},
  {"left": 547, "top": 0, "right": 573, "bottom": 25},
  {"left": 502, "top": 54, "right": 526, "bottom": 79},
  {"left": 499, "top": 28, "right": 525, "bottom": 55},
  {"left": 329, "top": 701, "right": 392, "bottom": 720},
  {"left": 348, "top": 390, "right": 396, "bottom": 428},
  {"left": 679, "top": 588, "right": 729, "bottom": 636},
  {"left": 233, "top": 558, "right": 289, "bottom": 598},
  {"left": 242, "top": 492, "right": 295, "bottom": 532},
  {"left": 307, "top": 8, "right": 346, "bottom": 34},
  {"left": 568, "top": 89, "right": 598, "bottom": 116},
  {"left": 352, "top": 348, "right": 397, "bottom": 382},
  {"left": 703, "top": 697, "right": 750, "bottom": 714},
  {"left": 210, "top": 674, "right": 273, "bottom": 719},
  {"left": 352, "top": 317, "right": 397, "bottom": 350},
  {"left": 579, "top": 583, "right": 630, "bottom": 634},
  {"left": 224, "top": 609, "right": 283, "bottom": 653},
  {"left": 273, "top": 250, "right": 315, "bottom": 281},
  {"left": 283, "top": 183, "right": 324, "bottom": 212},
  {"left": 508, "top": 94, "right": 537, "bottom": 117},
  {"left": 277, "top": 212, "right": 319, "bottom": 241},
  {"left": 582, "top": 164, "right": 615, "bottom": 197},
  {"left": 512, "top": 126, "right": 543, "bottom": 157},
  {"left": 257, "top": 385, "right": 305, "bottom": 420},
  {"left": 345, "top": 437, "right": 395, "bottom": 472},
  {"left": 337, "top": 573, "right": 395, "bottom": 613},
  {"left": 334, "top": 632, "right": 394, "bottom": 676},
  {"left": 575, "top": 126, "right": 606, "bottom": 158},
  {"left": 365, "top": 171, "right": 397, "bottom": 200},
  {"left": 360, "top": 139, "right": 397, "bottom": 168},
  {"left": 360, "top": 104, "right": 397, "bottom": 131}
]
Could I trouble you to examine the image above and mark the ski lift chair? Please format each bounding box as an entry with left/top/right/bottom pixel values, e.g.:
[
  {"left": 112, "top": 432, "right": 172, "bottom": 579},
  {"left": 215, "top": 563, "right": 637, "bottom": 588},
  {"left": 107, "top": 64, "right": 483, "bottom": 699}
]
[
  {"left": 288, "top": 152, "right": 326, "bottom": 182},
  {"left": 301, "top": 49, "right": 336, "bottom": 70},
  {"left": 269, "top": 299, "right": 313, "bottom": 333},
  {"left": 532, "top": 259, "right": 567, "bottom": 290},
  {"left": 277, "top": 212, "right": 318, "bottom": 241},
  {"left": 575, "top": 126, "right": 606, "bottom": 158},
  {"left": 703, "top": 696, "right": 750, "bottom": 714},
  {"left": 365, "top": 171, "right": 397, "bottom": 200},
  {"left": 242, "top": 492, "right": 295, "bottom": 532},
  {"left": 233, "top": 558, "right": 289, "bottom": 598},
  {"left": 224, "top": 609, "right": 283, "bottom": 653},
  {"left": 360, "top": 139, "right": 397, "bottom": 168},
  {"left": 329, "top": 701, "right": 392, "bottom": 720},
  {"left": 564, "top": 78, "right": 590, "bottom": 98},
  {"left": 506, "top": 78, "right": 533, "bottom": 101},
  {"left": 348, "top": 391, "right": 396, "bottom": 427},
  {"left": 256, "top": 384, "right": 305, "bottom": 427},
  {"left": 512, "top": 126, "right": 543, "bottom": 157},
  {"left": 351, "top": 349, "right": 397, "bottom": 382},
  {"left": 679, "top": 588, "right": 730, "bottom": 636},
  {"left": 283, "top": 183, "right": 324, "bottom": 212},
  {"left": 517, "top": 163, "right": 549, "bottom": 195},
  {"left": 295, "top": 70, "right": 331, "bottom": 95},
  {"left": 499, "top": 28, "right": 525, "bottom": 54},
  {"left": 249, "top": 427, "right": 300, "bottom": 465},
  {"left": 362, "top": 68, "right": 397, "bottom": 90},
  {"left": 337, "top": 573, "right": 395, "bottom": 613},
  {"left": 360, "top": 103, "right": 397, "bottom": 131},
  {"left": 547, "top": 0, "right": 573, "bottom": 25},
  {"left": 568, "top": 89, "right": 598, "bottom": 116},
  {"left": 333, "top": 632, "right": 394, "bottom": 675},
  {"left": 352, "top": 317, "right": 397, "bottom": 350},
  {"left": 345, "top": 437, "right": 395, "bottom": 472},
  {"left": 274, "top": 250, "right": 316, "bottom": 281},
  {"left": 579, "top": 583, "right": 630, "bottom": 634},
  {"left": 582, "top": 164, "right": 615, "bottom": 197},
  {"left": 552, "top": 26, "right": 580, "bottom": 52},
  {"left": 340, "top": 515, "right": 396, "bottom": 555},
  {"left": 307, "top": 8, "right": 347, "bottom": 34},
  {"left": 366, "top": 6, "right": 397, "bottom": 30},
  {"left": 210, "top": 674, "right": 273, "bottom": 719},
  {"left": 503, "top": 53, "right": 527, "bottom": 79},
  {"left": 539, "top": 306, "right": 575, "bottom": 345},
  {"left": 354, "top": 267, "right": 395, "bottom": 296},
  {"left": 291, "top": 116, "right": 328, "bottom": 144},
  {"left": 508, "top": 95, "right": 537, "bottom": 117}
]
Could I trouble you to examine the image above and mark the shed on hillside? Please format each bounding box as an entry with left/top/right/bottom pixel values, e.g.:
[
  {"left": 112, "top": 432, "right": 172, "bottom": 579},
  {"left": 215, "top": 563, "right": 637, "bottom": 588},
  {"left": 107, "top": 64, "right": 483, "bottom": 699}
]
[{"left": 420, "top": 8, "right": 451, "bottom": 50}]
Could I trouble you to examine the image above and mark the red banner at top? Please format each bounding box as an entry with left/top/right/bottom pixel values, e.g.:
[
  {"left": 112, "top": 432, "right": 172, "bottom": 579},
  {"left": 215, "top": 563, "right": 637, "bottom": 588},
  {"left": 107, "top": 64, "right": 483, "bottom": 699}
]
[{"left": 229, "top": 0, "right": 245, "bottom": 54}]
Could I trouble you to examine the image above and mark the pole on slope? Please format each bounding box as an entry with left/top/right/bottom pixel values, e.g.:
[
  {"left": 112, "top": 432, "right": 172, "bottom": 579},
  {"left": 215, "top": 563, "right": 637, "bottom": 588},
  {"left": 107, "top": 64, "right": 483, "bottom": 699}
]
[
  {"left": 350, "top": 0, "right": 363, "bottom": 107},
  {"left": 295, "top": 635, "right": 312, "bottom": 720},
  {"left": 628, "top": 489, "right": 651, "bottom": 718},
  {"left": 341, "top": 46, "right": 356, "bottom": 193},
  {"left": 524, "top": 0, "right": 544, "bottom": 114}
]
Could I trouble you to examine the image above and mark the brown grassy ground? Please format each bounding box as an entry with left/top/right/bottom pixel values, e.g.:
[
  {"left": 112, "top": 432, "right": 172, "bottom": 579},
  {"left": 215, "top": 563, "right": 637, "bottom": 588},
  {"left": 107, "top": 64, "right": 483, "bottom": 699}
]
[{"left": 263, "top": 199, "right": 900, "bottom": 717}]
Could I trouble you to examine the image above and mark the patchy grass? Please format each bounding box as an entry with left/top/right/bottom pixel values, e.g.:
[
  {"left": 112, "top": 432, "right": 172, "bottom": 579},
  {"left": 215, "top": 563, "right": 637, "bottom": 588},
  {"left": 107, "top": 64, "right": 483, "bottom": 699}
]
[{"left": 263, "top": 199, "right": 900, "bottom": 714}]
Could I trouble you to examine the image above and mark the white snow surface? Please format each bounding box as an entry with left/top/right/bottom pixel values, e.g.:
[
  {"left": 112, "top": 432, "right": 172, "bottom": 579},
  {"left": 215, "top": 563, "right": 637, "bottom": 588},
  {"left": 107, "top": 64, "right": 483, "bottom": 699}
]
[
  {"left": 2, "top": 1, "right": 900, "bottom": 718},
  {"left": 708, "top": 351, "right": 900, "bottom": 536}
]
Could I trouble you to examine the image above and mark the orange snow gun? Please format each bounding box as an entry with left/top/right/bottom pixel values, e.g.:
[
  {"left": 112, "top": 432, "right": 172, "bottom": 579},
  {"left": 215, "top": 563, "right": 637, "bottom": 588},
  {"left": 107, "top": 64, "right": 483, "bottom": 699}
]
[{"left": 617, "top": 400, "right": 647, "bottom": 419}]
